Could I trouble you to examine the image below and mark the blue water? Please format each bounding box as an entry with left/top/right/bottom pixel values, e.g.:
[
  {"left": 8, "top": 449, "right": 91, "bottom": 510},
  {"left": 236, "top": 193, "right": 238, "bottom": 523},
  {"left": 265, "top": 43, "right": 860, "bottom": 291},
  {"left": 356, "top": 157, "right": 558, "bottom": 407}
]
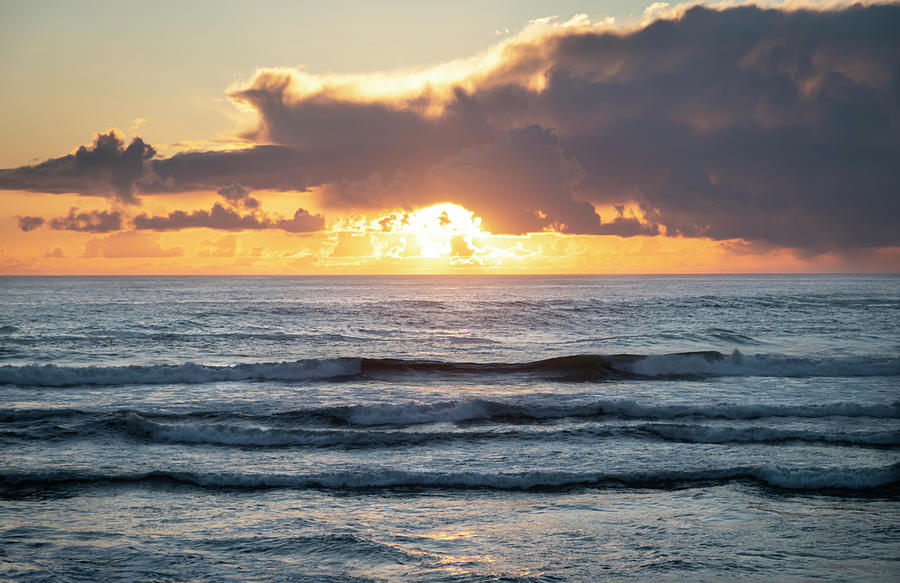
[{"left": 1, "top": 275, "right": 899, "bottom": 581}]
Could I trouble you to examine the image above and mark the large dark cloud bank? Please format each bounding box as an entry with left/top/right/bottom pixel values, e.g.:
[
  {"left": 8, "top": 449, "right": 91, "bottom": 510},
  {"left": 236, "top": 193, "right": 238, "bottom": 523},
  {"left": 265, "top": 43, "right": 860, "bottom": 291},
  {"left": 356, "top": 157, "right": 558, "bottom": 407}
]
[{"left": 2, "top": 3, "right": 898, "bottom": 252}]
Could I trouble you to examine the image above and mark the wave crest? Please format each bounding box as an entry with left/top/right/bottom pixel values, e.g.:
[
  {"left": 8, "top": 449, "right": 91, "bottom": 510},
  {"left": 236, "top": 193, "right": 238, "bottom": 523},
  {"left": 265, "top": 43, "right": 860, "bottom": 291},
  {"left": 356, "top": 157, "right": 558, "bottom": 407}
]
[
  {"left": 0, "top": 350, "right": 900, "bottom": 387},
  {"left": 0, "top": 359, "right": 361, "bottom": 387},
  {"left": 2, "top": 351, "right": 897, "bottom": 387},
  {"left": 3, "top": 465, "right": 897, "bottom": 492}
]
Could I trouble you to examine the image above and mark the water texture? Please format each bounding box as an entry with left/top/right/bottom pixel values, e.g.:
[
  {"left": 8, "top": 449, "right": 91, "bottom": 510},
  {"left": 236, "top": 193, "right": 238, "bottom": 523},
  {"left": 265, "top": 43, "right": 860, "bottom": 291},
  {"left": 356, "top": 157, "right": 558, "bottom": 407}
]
[{"left": 1, "top": 275, "right": 898, "bottom": 582}]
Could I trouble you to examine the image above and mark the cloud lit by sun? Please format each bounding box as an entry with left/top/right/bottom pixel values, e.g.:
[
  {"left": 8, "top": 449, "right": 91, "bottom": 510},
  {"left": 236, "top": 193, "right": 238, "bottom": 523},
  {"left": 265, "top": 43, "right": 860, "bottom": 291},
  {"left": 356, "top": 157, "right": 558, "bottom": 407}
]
[
  {"left": 2, "top": 2, "right": 898, "bottom": 275},
  {"left": 374, "top": 203, "right": 485, "bottom": 260}
]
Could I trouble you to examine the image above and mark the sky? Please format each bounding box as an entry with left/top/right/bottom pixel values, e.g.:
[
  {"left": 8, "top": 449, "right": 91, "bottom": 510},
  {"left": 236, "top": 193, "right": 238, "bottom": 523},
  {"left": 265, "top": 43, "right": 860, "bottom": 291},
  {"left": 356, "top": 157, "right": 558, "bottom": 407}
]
[{"left": 1, "top": 0, "right": 898, "bottom": 274}]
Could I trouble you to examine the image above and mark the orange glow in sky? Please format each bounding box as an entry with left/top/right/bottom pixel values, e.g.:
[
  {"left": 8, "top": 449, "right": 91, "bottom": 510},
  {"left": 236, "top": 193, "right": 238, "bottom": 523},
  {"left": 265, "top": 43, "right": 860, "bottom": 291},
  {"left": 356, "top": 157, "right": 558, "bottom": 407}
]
[
  {"left": 4, "top": 189, "right": 897, "bottom": 275},
  {"left": 2, "top": 2, "right": 898, "bottom": 275}
]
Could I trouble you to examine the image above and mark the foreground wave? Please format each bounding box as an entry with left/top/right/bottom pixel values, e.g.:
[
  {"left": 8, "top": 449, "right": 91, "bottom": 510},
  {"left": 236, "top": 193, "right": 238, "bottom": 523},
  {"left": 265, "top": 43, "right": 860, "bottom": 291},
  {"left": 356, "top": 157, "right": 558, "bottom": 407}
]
[
  {"left": 3, "top": 351, "right": 900, "bottom": 387},
  {"left": 3, "top": 464, "right": 898, "bottom": 492},
  {"left": 4, "top": 398, "right": 898, "bottom": 426},
  {"left": 4, "top": 403, "right": 897, "bottom": 449}
]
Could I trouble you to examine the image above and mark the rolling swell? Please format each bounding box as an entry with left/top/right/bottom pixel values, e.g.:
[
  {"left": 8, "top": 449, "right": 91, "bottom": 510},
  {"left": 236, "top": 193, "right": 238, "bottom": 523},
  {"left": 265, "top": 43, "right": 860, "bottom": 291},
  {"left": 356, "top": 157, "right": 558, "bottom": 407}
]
[
  {"left": 3, "top": 464, "right": 898, "bottom": 492},
  {"left": 2, "top": 351, "right": 899, "bottom": 387},
  {"left": 4, "top": 399, "right": 899, "bottom": 426},
  {"left": 77, "top": 417, "right": 900, "bottom": 449},
  {"left": 4, "top": 404, "right": 898, "bottom": 448}
]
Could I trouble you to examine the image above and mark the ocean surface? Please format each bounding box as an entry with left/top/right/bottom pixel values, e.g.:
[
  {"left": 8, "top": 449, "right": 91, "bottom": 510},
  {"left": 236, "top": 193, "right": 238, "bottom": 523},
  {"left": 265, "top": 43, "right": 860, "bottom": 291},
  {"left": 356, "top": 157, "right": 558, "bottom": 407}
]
[{"left": 1, "top": 274, "right": 898, "bottom": 582}]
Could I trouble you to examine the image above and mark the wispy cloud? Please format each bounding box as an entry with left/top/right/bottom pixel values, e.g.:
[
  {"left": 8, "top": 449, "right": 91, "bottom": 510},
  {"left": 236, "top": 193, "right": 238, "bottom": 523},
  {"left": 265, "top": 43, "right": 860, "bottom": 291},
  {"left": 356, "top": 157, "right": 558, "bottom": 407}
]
[{"left": 83, "top": 232, "right": 184, "bottom": 258}]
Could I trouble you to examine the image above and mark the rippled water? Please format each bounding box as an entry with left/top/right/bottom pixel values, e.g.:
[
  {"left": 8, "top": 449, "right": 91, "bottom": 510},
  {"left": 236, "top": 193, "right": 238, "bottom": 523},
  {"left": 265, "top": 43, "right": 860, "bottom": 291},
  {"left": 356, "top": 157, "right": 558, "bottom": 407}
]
[{"left": 1, "top": 275, "right": 898, "bottom": 582}]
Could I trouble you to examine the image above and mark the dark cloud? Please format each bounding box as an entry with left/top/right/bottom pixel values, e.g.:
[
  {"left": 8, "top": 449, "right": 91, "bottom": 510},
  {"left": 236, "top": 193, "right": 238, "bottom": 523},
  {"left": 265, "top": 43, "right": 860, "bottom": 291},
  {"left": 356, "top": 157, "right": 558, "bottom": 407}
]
[
  {"left": 314, "top": 126, "right": 615, "bottom": 235},
  {"left": 217, "top": 182, "right": 260, "bottom": 209},
  {"left": 144, "top": 84, "right": 494, "bottom": 196},
  {"left": 3, "top": 4, "right": 898, "bottom": 252},
  {"left": 276, "top": 208, "right": 326, "bottom": 233},
  {"left": 596, "top": 216, "right": 660, "bottom": 237},
  {"left": 218, "top": 3, "right": 900, "bottom": 249},
  {"left": 149, "top": 145, "right": 307, "bottom": 192},
  {"left": 551, "top": 4, "right": 900, "bottom": 252},
  {"left": 133, "top": 202, "right": 323, "bottom": 233},
  {"left": 0, "top": 131, "right": 155, "bottom": 204},
  {"left": 17, "top": 216, "right": 45, "bottom": 232},
  {"left": 49, "top": 208, "right": 123, "bottom": 233},
  {"left": 423, "top": 125, "right": 599, "bottom": 235}
]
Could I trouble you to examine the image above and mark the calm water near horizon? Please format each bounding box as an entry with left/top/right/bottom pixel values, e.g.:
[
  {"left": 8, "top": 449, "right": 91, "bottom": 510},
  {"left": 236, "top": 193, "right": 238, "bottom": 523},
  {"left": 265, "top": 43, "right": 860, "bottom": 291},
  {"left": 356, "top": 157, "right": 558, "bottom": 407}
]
[{"left": 2, "top": 274, "right": 898, "bottom": 581}]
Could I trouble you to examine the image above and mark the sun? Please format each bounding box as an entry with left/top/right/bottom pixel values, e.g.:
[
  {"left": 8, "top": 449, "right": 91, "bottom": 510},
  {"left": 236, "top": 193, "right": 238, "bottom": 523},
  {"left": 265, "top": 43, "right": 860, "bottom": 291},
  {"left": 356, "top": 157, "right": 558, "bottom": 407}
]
[{"left": 379, "top": 203, "right": 487, "bottom": 259}]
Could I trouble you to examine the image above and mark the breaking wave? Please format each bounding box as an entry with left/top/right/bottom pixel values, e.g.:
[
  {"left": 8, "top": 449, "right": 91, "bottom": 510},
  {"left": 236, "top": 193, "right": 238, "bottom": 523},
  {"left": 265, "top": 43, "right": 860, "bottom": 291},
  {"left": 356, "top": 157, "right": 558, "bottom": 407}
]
[
  {"left": 3, "top": 465, "right": 898, "bottom": 492},
  {"left": 2, "top": 351, "right": 899, "bottom": 387},
  {"left": 0, "top": 359, "right": 362, "bottom": 387},
  {"left": 104, "top": 415, "right": 900, "bottom": 448},
  {"left": 4, "top": 403, "right": 897, "bottom": 448},
  {"left": 3, "top": 398, "right": 898, "bottom": 427},
  {"left": 639, "top": 423, "right": 900, "bottom": 446}
]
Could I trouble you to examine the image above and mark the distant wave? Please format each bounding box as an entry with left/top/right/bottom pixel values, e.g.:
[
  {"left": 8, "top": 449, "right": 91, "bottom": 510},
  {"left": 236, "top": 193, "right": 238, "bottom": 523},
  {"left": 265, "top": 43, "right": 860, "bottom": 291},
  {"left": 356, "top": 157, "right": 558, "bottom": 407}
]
[
  {"left": 100, "top": 415, "right": 900, "bottom": 448},
  {"left": 4, "top": 403, "right": 898, "bottom": 447},
  {"left": 3, "top": 464, "right": 898, "bottom": 492},
  {"left": 274, "top": 398, "right": 900, "bottom": 426},
  {"left": 3, "top": 399, "right": 899, "bottom": 425},
  {"left": 639, "top": 423, "right": 900, "bottom": 446},
  {"left": 2, "top": 351, "right": 899, "bottom": 387},
  {"left": 0, "top": 358, "right": 362, "bottom": 387},
  {"left": 610, "top": 350, "right": 900, "bottom": 378}
]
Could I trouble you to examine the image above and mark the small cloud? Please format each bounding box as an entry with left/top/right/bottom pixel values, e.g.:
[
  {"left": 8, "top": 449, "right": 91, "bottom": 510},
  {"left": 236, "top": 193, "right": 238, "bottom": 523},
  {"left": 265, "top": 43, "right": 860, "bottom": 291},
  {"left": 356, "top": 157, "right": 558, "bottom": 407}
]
[
  {"left": 378, "top": 214, "right": 398, "bottom": 232},
  {"left": 84, "top": 232, "right": 184, "bottom": 258},
  {"left": 330, "top": 232, "right": 374, "bottom": 257},
  {"left": 49, "top": 207, "right": 123, "bottom": 233},
  {"left": 562, "top": 13, "right": 590, "bottom": 27},
  {"left": 217, "top": 182, "right": 260, "bottom": 209},
  {"left": 528, "top": 16, "right": 558, "bottom": 26},
  {"left": 644, "top": 2, "right": 669, "bottom": 17},
  {"left": 17, "top": 216, "right": 45, "bottom": 232},
  {"left": 198, "top": 235, "right": 239, "bottom": 257},
  {"left": 134, "top": 203, "right": 324, "bottom": 233},
  {"left": 0, "top": 130, "right": 155, "bottom": 204},
  {"left": 276, "top": 208, "right": 326, "bottom": 233},
  {"left": 129, "top": 118, "right": 149, "bottom": 132},
  {"left": 44, "top": 247, "right": 66, "bottom": 258}
]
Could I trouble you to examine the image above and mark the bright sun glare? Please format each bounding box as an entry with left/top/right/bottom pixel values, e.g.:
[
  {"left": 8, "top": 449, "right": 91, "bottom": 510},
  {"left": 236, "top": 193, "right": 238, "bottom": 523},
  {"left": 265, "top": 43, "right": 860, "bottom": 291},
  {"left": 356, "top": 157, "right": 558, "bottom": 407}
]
[{"left": 379, "top": 203, "right": 487, "bottom": 259}]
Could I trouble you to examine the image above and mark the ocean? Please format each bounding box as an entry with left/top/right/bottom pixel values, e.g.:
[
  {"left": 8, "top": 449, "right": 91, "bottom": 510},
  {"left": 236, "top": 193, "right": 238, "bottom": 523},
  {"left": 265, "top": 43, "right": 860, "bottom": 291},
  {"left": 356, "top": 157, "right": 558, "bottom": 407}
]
[{"left": 1, "top": 274, "right": 898, "bottom": 582}]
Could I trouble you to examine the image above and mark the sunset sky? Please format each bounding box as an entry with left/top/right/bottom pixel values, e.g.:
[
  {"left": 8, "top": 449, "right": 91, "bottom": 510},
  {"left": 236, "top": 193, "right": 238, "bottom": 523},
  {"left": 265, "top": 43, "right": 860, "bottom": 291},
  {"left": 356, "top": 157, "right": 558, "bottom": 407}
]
[{"left": 2, "top": 0, "right": 898, "bottom": 274}]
